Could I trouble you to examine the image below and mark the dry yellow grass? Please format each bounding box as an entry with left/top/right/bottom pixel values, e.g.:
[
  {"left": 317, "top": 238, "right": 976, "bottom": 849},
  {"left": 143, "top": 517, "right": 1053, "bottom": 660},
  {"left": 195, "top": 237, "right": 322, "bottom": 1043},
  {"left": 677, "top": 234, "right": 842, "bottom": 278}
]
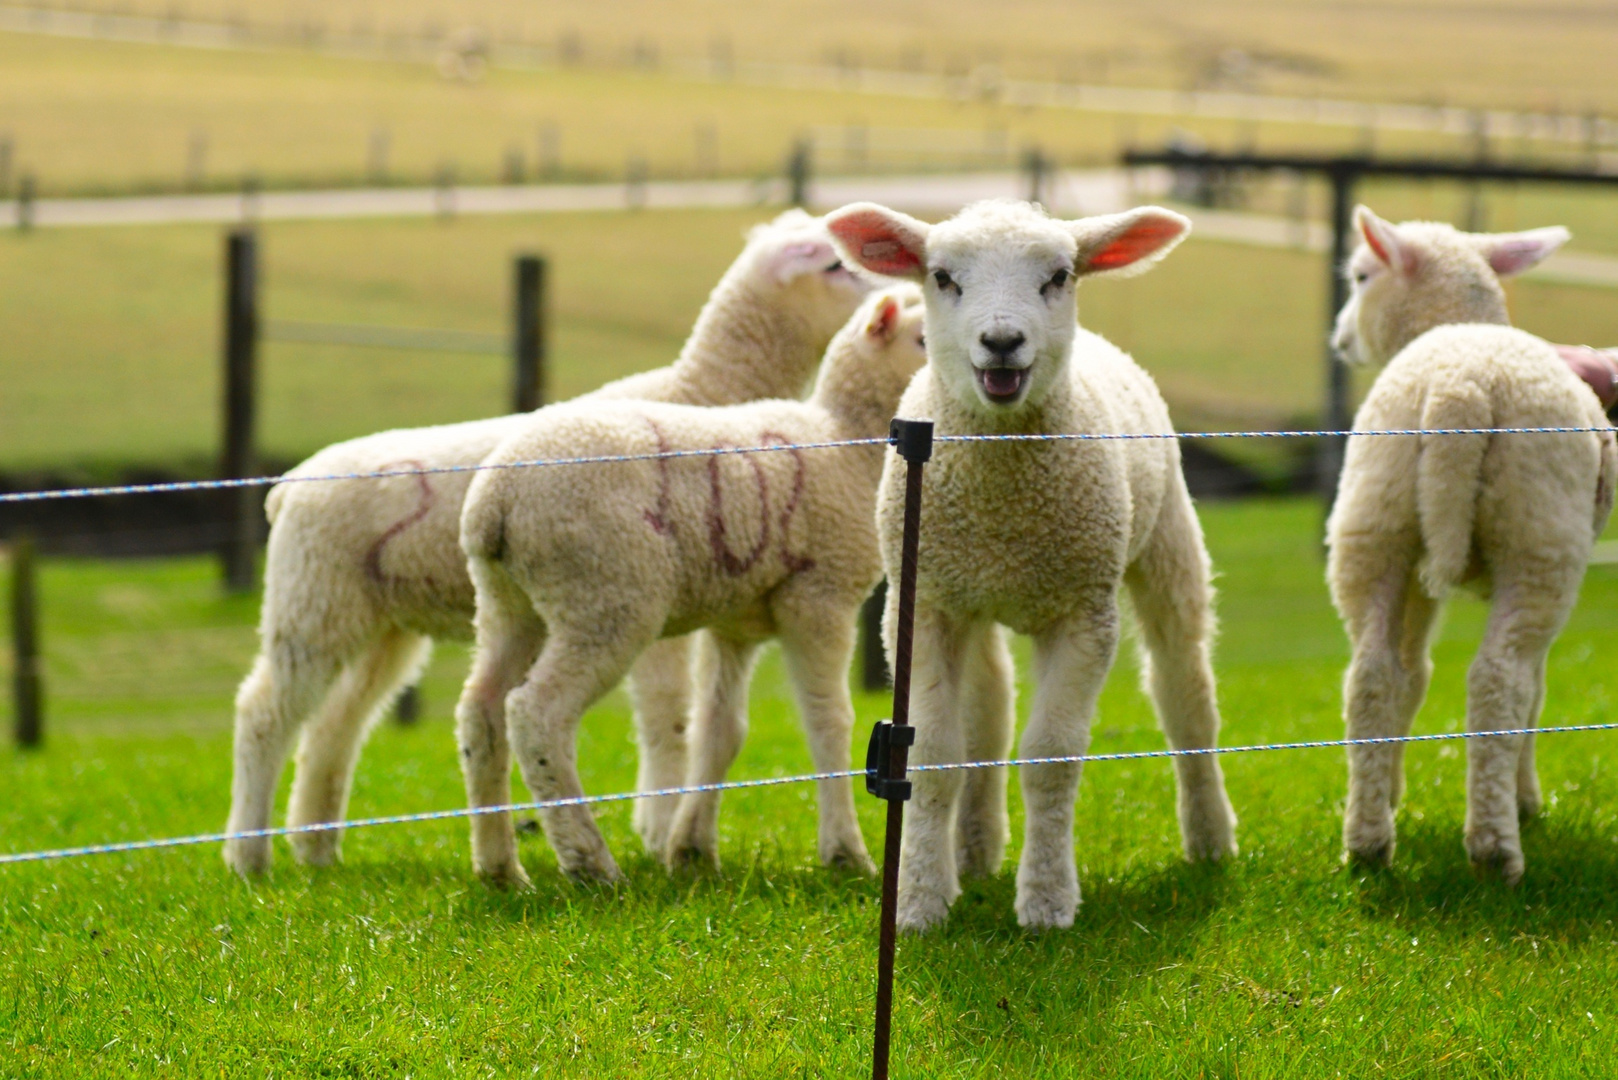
[{"left": 28, "top": 0, "right": 1618, "bottom": 111}]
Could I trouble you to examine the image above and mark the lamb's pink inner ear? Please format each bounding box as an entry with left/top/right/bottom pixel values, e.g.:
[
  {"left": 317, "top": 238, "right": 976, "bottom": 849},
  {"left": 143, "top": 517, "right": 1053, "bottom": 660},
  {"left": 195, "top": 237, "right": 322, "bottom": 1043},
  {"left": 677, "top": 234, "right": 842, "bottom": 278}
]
[
  {"left": 829, "top": 211, "right": 924, "bottom": 277},
  {"left": 1086, "top": 218, "right": 1186, "bottom": 271},
  {"left": 1484, "top": 233, "right": 1565, "bottom": 277},
  {"left": 1357, "top": 212, "right": 1413, "bottom": 273},
  {"left": 866, "top": 296, "right": 900, "bottom": 340}
]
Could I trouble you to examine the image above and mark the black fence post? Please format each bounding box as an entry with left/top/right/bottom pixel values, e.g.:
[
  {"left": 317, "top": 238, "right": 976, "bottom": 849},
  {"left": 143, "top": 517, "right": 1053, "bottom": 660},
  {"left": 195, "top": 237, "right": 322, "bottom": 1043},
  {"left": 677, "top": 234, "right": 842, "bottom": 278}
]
[
  {"left": 787, "top": 140, "right": 811, "bottom": 208},
  {"left": 513, "top": 254, "right": 547, "bottom": 413},
  {"left": 16, "top": 173, "right": 34, "bottom": 232},
  {"left": 1023, "top": 145, "right": 1049, "bottom": 205},
  {"left": 393, "top": 684, "right": 421, "bottom": 726},
  {"left": 861, "top": 579, "right": 889, "bottom": 691},
  {"left": 870, "top": 417, "right": 932, "bottom": 1080},
  {"left": 1318, "top": 167, "right": 1355, "bottom": 515},
  {"left": 221, "top": 229, "right": 260, "bottom": 593},
  {"left": 11, "top": 536, "right": 42, "bottom": 749}
]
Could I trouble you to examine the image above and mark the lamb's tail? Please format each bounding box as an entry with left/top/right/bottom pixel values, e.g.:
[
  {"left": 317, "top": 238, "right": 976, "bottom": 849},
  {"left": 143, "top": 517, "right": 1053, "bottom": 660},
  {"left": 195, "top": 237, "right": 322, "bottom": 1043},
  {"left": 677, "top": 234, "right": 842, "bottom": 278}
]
[
  {"left": 1415, "top": 380, "right": 1491, "bottom": 598},
  {"left": 264, "top": 482, "right": 289, "bottom": 526}
]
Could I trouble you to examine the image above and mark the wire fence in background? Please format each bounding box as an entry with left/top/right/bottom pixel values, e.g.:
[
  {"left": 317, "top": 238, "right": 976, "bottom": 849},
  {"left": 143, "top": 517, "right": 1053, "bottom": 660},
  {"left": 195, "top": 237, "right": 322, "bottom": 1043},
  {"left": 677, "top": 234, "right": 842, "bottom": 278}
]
[{"left": 0, "top": 425, "right": 1608, "bottom": 506}]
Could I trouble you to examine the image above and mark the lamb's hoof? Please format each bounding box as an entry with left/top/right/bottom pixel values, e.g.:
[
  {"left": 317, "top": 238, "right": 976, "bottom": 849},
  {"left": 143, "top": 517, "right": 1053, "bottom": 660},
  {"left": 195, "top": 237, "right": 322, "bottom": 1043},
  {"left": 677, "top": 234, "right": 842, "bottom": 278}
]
[
  {"left": 222, "top": 838, "right": 271, "bottom": 879},
  {"left": 1015, "top": 885, "right": 1078, "bottom": 931},
  {"left": 896, "top": 890, "right": 954, "bottom": 935},
  {"left": 476, "top": 860, "right": 533, "bottom": 892},
  {"left": 1343, "top": 840, "right": 1394, "bottom": 872},
  {"left": 1183, "top": 827, "right": 1239, "bottom": 864},
  {"left": 1467, "top": 837, "right": 1524, "bottom": 886},
  {"left": 559, "top": 848, "right": 623, "bottom": 886},
  {"left": 288, "top": 831, "right": 342, "bottom": 867},
  {"left": 1517, "top": 792, "right": 1544, "bottom": 823},
  {"left": 823, "top": 843, "right": 877, "bottom": 877},
  {"left": 954, "top": 831, "right": 1008, "bottom": 879},
  {"left": 664, "top": 841, "right": 720, "bottom": 874}
]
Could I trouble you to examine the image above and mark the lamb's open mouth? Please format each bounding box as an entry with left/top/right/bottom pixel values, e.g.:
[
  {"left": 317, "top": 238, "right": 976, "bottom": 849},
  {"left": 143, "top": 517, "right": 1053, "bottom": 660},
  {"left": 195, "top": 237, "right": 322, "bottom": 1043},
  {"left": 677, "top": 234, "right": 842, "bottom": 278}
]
[{"left": 976, "top": 366, "right": 1027, "bottom": 403}]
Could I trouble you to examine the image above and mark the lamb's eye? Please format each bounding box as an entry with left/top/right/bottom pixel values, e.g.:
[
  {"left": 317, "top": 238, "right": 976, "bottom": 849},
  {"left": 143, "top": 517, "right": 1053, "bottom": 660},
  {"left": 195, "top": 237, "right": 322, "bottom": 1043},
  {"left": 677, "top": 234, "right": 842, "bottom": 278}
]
[
  {"left": 824, "top": 260, "right": 843, "bottom": 273},
  {"left": 932, "top": 269, "right": 957, "bottom": 294},
  {"left": 917, "top": 334, "right": 926, "bottom": 348},
  {"left": 1354, "top": 270, "right": 1370, "bottom": 284},
  {"left": 1047, "top": 268, "right": 1070, "bottom": 290}
]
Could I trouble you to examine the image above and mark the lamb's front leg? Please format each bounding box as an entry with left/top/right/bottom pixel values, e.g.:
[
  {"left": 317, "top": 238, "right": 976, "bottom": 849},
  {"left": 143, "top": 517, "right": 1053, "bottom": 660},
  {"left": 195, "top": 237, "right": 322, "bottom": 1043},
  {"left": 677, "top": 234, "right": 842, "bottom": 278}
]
[
  {"left": 954, "top": 623, "right": 1015, "bottom": 879},
  {"left": 1016, "top": 607, "right": 1118, "bottom": 931},
  {"left": 626, "top": 634, "right": 695, "bottom": 856},
  {"left": 777, "top": 599, "right": 875, "bottom": 874},
  {"left": 664, "top": 633, "right": 760, "bottom": 870},
  {"left": 894, "top": 605, "right": 972, "bottom": 933}
]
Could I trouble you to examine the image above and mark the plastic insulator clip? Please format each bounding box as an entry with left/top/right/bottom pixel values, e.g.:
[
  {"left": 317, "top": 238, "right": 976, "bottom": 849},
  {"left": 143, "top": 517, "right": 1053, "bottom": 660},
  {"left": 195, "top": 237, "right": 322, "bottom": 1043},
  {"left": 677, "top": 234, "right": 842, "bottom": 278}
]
[
  {"left": 888, "top": 418, "right": 933, "bottom": 464},
  {"left": 864, "top": 719, "right": 916, "bottom": 802}
]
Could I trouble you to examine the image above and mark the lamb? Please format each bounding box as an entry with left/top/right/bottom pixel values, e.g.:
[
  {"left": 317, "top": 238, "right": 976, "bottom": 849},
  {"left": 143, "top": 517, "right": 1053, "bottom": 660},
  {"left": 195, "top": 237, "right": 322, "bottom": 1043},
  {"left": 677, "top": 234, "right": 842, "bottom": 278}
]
[
  {"left": 222, "top": 210, "right": 870, "bottom": 877},
  {"left": 1326, "top": 207, "right": 1615, "bottom": 883},
  {"left": 826, "top": 199, "right": 1239, "bottom": 932},
  {"left": 453, "top": 286, "right": 927, "bottom": 885}
]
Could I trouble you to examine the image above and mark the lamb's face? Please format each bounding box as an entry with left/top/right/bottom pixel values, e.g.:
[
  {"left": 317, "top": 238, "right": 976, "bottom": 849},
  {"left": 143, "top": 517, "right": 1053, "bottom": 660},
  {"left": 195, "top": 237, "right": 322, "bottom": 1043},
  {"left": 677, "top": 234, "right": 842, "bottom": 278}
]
[
  {"left": 825, "top": 200, "right": 1191, "bottom": 419},
  {"left": 746, "top": 211, "right": 873, "bottom": 342},
  {"left": 1332, "top": 207, "right": 1569, "bottom": 366},
  {"left": 922, "top": 208, "right": 1080, "bottom": 412}
]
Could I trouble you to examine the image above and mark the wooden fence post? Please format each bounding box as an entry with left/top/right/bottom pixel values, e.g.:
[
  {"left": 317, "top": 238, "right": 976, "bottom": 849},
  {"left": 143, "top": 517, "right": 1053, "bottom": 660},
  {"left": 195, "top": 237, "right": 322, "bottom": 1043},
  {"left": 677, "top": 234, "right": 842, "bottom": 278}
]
[
  {"left": 221, "top": 228, "right": 260, "bottom": 593},
  {"left": 787, "top": 140, "right": 811, "bottom": 207},
  {"left": 513, "top": 254, "right": 548, "bottom": 413},
  {"left": 11, "top": 535, "right": 42, "bottom": 749}
]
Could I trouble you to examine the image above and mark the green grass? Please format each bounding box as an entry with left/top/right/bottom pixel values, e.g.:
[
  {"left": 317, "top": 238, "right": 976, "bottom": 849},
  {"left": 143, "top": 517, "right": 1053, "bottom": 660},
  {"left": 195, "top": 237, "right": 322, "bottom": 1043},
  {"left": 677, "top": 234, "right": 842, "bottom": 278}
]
[
  {"left": 5, "top": 207, "right": 1616, "bottom": 477},
  {"left": 2, "top": 498, "right": 1617, "bottom": 1076}
]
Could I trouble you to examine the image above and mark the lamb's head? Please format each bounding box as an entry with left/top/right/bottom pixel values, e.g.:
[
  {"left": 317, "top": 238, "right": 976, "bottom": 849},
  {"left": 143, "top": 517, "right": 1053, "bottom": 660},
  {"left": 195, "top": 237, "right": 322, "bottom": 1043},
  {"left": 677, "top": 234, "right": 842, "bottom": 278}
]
[
  {"left": 826, "top": 199, "right": 1190, "bottom": 417},
  {"left": 735, "top": 208, "right": 873, "bottom": 341},
  {"left": 812, "top": 285, "right": 928, "bottom": 425},
  {"left": 1331, "top": 206, "right": 1569, "bottom": 366}
]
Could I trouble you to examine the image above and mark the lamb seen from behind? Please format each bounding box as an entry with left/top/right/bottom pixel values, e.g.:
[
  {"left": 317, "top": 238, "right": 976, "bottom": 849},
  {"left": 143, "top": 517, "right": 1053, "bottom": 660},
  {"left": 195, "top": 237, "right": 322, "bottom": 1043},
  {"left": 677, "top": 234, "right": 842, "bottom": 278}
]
[
  {"left": 454, "top": 286, "right": 928, "bottom": 886},
  {"left": 222, "top": 210, "right": 869, "bottom": 878},
  {"left": 828, "top": 199, "right": 1238, "bottom": 933},
  {"left": 1328, "top": 207, "right": 1615, "bottom": 884}
]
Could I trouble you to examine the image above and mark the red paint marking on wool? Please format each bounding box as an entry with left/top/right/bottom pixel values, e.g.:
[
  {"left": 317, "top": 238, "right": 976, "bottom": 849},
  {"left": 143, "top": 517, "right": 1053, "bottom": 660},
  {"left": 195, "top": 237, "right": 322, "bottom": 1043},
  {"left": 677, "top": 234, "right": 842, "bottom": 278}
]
[
  {"left": 364, "top": 461, "right": 437, "bottom": 588},
  {"left": 641, "top": 417, "right": 676, "bottom": 536}
]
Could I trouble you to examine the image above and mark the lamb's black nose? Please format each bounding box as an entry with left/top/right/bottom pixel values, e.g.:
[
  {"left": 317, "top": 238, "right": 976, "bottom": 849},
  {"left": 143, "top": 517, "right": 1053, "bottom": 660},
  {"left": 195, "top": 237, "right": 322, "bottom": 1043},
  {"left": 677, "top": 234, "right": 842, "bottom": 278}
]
[{"left": 980, "top": 332, "right": 1025, "bottom": 360}]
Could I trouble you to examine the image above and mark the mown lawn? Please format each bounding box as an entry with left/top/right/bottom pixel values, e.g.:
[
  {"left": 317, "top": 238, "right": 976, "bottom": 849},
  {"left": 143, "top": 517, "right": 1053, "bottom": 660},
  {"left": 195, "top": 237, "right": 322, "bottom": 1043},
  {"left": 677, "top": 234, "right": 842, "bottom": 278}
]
[{"left": 2, "top": 497, "right": 1616, "bottom": 1077}]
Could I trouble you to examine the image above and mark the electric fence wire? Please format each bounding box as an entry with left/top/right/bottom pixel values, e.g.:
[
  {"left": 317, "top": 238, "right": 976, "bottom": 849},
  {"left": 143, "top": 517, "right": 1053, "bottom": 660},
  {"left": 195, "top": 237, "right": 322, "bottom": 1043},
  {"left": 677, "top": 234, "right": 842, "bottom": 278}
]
[
  {"left": 0, "top": 426, "right": 1609, "bottom": 506},
  {"left": 5, "top": 720, "right": 1615, "bottom": 866}
]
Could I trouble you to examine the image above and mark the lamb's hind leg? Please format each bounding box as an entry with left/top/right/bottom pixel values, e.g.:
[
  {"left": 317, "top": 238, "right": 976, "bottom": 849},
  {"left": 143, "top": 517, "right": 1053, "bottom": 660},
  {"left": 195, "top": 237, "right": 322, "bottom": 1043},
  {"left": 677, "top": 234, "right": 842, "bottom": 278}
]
[
  {"left": 506, "top": 611, "right": 660, "bottom": 884},
  {"left": 1124, "top": 488, "right": 1237, "bottom": 862},
  {"left": 286, "top": 629, "right": 433, "bottom": 866},
  {"left": 664, "top": 633, "right": 760, "bottom": 870},
  {"left": 223, "top": 646, "right": 342, "bottom": 877},
  {"left": 1465, "top": 572, "right": 1577, "bottom": 884},
  {"left": 1016, "top": 602, "right": 1119, "bottom": 931},
  {"left": 954, "top": 623, "right": 1014, "bottom": 879},
  {"left": 626, "top": 635, "right": 695, "bottom": 856},
  {"left": 1515, "top": 658, "right": 1547, "bottom": 822},
  {"left": 456, "top": 557, "right": 546, "bottom": 889},
  {"left": 775, "top": 597, "right": 874, "bottom": 874},
  {"left": 1333, "top": 538, "right": 1436, "bottom": 869}
]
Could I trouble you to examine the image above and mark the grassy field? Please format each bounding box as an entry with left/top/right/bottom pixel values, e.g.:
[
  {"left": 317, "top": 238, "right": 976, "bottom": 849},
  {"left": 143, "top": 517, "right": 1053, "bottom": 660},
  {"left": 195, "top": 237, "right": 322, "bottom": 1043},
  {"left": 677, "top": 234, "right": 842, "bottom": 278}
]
[
  {"left": 16, "top": 0, "right": 1618, "bottom": 114},
  {"left": 1, "top": 498, "right": 1616, "bottom": 1076},
  {"left": 1, "top": 28, "right": 1514, "bottom": 199},
  {"left": 4, "top": 205, "right": 1616, "bottom": 476}
]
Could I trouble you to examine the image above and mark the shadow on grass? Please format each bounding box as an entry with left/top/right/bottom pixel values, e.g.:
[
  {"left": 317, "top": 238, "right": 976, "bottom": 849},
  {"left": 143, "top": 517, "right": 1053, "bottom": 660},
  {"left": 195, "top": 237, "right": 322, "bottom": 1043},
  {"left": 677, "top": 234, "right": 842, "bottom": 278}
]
[{"left": 1347, "top": 807, "right": 1618, "bottom": 942}]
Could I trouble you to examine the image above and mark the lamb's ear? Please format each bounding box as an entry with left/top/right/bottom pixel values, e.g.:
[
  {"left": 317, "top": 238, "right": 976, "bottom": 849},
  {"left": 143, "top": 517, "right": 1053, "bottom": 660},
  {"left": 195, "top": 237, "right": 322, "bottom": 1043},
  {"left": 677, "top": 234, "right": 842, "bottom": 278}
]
[
  {"left": 864, "top": 293, "right": 902, "bottom": 343},
  {"left": 1474, "top": 226, "right": 1570, "bottom": 278},
  {"left": 764, "top": 239, "right": 840, "bottom": 284},
  {"left": 1355, "top": 206, "right": 1418, "bottom": 275},
  {"left": 825, "top": 202, "right": 930, "bottom": 280},
  {"left": 1069, "top": 206, "right": 1191, "bottom": 278}
]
